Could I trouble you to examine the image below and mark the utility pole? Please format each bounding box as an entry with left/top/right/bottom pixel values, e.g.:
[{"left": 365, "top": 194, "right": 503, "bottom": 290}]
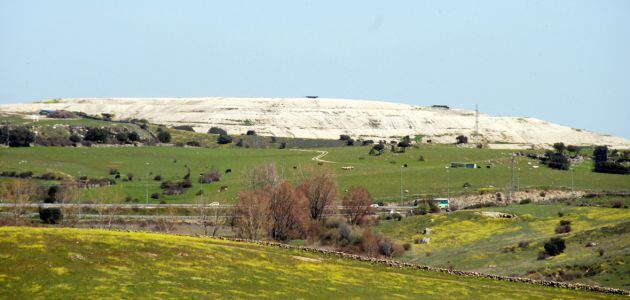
[
  {"left": 400, "top": 164, "right": 406, "bottom": 206},
  {"left": 446, "top": 166, "right": 451, "bottom": 200}
]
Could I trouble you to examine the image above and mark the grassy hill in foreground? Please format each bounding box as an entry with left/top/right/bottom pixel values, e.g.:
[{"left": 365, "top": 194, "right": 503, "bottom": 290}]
[
  {"left": 0, "top": 227, "right": 622, "bottom": 299},
  {"left": 376, "top": 204, "right": 630, "bottom": 289}
]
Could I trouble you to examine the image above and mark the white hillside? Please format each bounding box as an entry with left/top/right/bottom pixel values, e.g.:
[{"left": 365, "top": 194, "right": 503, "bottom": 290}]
[{"left": 1, "top": 97, "right": 628, "bottom": 148}]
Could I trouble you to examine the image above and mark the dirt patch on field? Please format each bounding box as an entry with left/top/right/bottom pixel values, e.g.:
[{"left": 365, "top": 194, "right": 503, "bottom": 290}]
[{"left": 292, "top": 255, "right": 321, "bottom": 263}]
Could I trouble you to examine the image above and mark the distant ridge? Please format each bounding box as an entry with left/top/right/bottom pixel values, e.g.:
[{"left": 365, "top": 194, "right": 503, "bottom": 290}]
[{"left": 1, "top": 97, "right": 628, "bottom": 148}]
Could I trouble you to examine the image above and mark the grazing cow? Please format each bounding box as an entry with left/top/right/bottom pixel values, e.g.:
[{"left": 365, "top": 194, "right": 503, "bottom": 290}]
[
  {"left": 219, "top": 185, "right": 228, "bottom": 192},
  {"left": 225, "top": 169, "right": 232, "bottom": 174},
  {"left": 292, "top": 166, "right": 297, "bottom": 170}
]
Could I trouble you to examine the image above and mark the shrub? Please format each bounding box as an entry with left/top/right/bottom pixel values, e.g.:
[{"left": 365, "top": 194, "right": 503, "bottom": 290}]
[
  {"left": 101, "top": 113, "right": 114, "bottom": 121},
  {"left": 611, "top": 200, "right": 623, "bottom": 208},
  {"left": 217, "top": 134, "right": 233, "bottom": 144},
  {"left": 378, "top": 238, "right": 405, "bottom": 257},
  {"left": 402, "top": 243, "right": 412, "bottom": 251},
  {"left": 172, "top": 125, "right": 195, "bottom": 132},
  {"left": 1, "top": 126, "right": 35, "bottom": 147},
  {"left": 45, "top": 185, "right": 59, "bottom": 203},
  {"left": 199, "top": 169, "right": 221, "bottom": 183},
  {"left": 339, "top": 134, "right": 351, "bottom": 141},
  {"left": 69, "top": 134, "right": 82, "bottom": 143},
  {"left": 555, "top": 220, "right": 572, "bottom": 233},
  {"left": 157, "top": 130, "right": 171, "bottom": 143},
  {"left": 150, "top": 193, "right": 160, "bottom": 199},
  {"left": 566, "top": 145, "right": 580, "bottom": 153},
  {"left": 370, "top": 143, "right": 385, "bottom": 156},
  {"left": 246, "top": 130, "right": 256, "bottom": 136},
  {"left": 519, "top": 199, "right": 532, "bottom": 204},
  {"left": 186, "top": 141, "right": 200, "bottom": 147},
  {"left": 362, "top": 140, "right": 374, "bottom": 146},
  {"left": 18, "top": 171, "right": 33, "bottom": 178},
  {"left": 593, "top": 146, "right": 609, "bottom": 163},
  {"left": 544, "top": 237, "right": 566, "bottom": 256},
  {"left": 456, "top": 135, "right": 468, "bottom": 144},
  {"left": 84, "top": 127, "right": 109, "bottom": 143},
  {"left": 154, "top": 175, "right": 162, "bottom": 181},
  {"left": 39, "top": 207, "right": 62, "bottom": 224},
  {"left": 548, "top": 152, "right": 570, "bottom": 170},
  {"left": 109, "top": 169, "right": 119, "bottom": 175},
  {"left": 398, "top": 141, "right": 410, "bottom": 148},
  {"left": 128, "top": 131, "right": 140, "bottom": 142},
  {"left": 552, "top": 142, "right": 566, "bottom": 153},
  {"left": 115, "top": 132, "right": 129, "bottom": 144},
  {"left": 39, "top": 172, "right": 65, "bottom": 180},
  {"left": 181, "top": 178, "right": 192, "bottom": 188},
  {"left": 208, "top": 127, "right": 227, "bottom": 135},
  {"left": 594, "top": 161, "right": 629, "bottom": 175},
  {"left": 47, "top": 110, "right": 75, "bottom": 118},
  {"left": 537, "top": 251, "right": 550, "bottom": 260}
]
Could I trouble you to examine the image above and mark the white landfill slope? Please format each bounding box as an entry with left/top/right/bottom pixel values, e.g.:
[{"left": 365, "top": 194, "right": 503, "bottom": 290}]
[{"left": 1, "top": 97, "right": 628, "bottom": 148}]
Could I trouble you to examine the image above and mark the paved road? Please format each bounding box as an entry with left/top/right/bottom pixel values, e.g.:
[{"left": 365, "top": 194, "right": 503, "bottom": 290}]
[{"left": 0, "top": 202, "right": 415, "bottom": 211}]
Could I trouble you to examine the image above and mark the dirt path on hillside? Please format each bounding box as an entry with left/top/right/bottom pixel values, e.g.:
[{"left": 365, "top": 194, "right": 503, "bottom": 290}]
[{"left": 290, "top": 149, "right": 336, "bottom": 163}]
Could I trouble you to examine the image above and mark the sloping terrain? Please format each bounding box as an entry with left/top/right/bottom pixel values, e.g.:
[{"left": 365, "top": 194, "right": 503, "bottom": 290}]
[
  {"left": 0, "top": 227, "right": 623, "bottom": 299},
  {"left": 376, "top": 204, "right": 630, "bottom": 289},
  {"left": 2, "top": 97, "right": 628, "bottom": 148}
]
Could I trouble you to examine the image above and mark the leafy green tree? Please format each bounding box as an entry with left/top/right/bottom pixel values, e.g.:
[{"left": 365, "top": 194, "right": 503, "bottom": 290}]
[
  {"left": 593, "top": 146, "right": 608, "bottom": 163},
  {"left": 552, "top": 142, "right": 566, "bottom": 153},
  {"left": 217, "top": 134, "right": 233, "bottom": 144},
  {"left": 157, "top": 130, "right": 171, "bottom": 143}
]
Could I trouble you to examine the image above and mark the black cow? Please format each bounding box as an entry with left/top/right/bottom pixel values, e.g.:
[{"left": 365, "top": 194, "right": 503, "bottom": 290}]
[{"left": 225, "top": 169, "right": 232, "bottom": 174}]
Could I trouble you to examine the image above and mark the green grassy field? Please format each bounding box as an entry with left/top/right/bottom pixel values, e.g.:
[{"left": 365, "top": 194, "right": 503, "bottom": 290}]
[
  {"left": 2, "top": 144, "right": 630, "bottom": 202},
  {"left": 1, "top": 145, "right": 629, "bottom": 203},
  {"left": 0, "top": 226, "right": 623, "bottom": 299},
  {"left": 376, "top": 204, "right": 630, "bottom": 289}
]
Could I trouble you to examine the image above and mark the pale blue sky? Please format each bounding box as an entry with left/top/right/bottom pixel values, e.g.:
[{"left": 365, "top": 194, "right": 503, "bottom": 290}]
[{"left": 1, "top": 0, "right": 629, "bottom": 138}]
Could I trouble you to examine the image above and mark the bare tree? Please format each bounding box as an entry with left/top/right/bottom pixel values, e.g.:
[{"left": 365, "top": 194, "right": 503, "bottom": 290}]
[
  {"left": 269, "top": 182, "right": 308, "bottom": 241},
  {"left": 195, "top": 194, "right": 211, "bottom": 236},
  {"left": 95, "top": 186, "right": 121, "bottom": 229},
  {"left": 234, "top": 189, "right": 271, "bottom": 240},
  {"left": 245, "top": 164, "right": 282, "bottom": 189},
  {"left": 342, "top": 187, "right": 375, "bottom": 225},
  {"left": 155, "top": 205, "right": 177, "bottom": 233},
  {"left": 58, "top": 181, "right": 80, "bottom": 226},
  {"left": 107, "top": 205, "right": 121, "bottom": 230},
  {"left": 1, "top": 179, "right": 38, "bottom": 225},
  {"left": 297, "top": 166, "right": 337, "bottom": 221}
]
